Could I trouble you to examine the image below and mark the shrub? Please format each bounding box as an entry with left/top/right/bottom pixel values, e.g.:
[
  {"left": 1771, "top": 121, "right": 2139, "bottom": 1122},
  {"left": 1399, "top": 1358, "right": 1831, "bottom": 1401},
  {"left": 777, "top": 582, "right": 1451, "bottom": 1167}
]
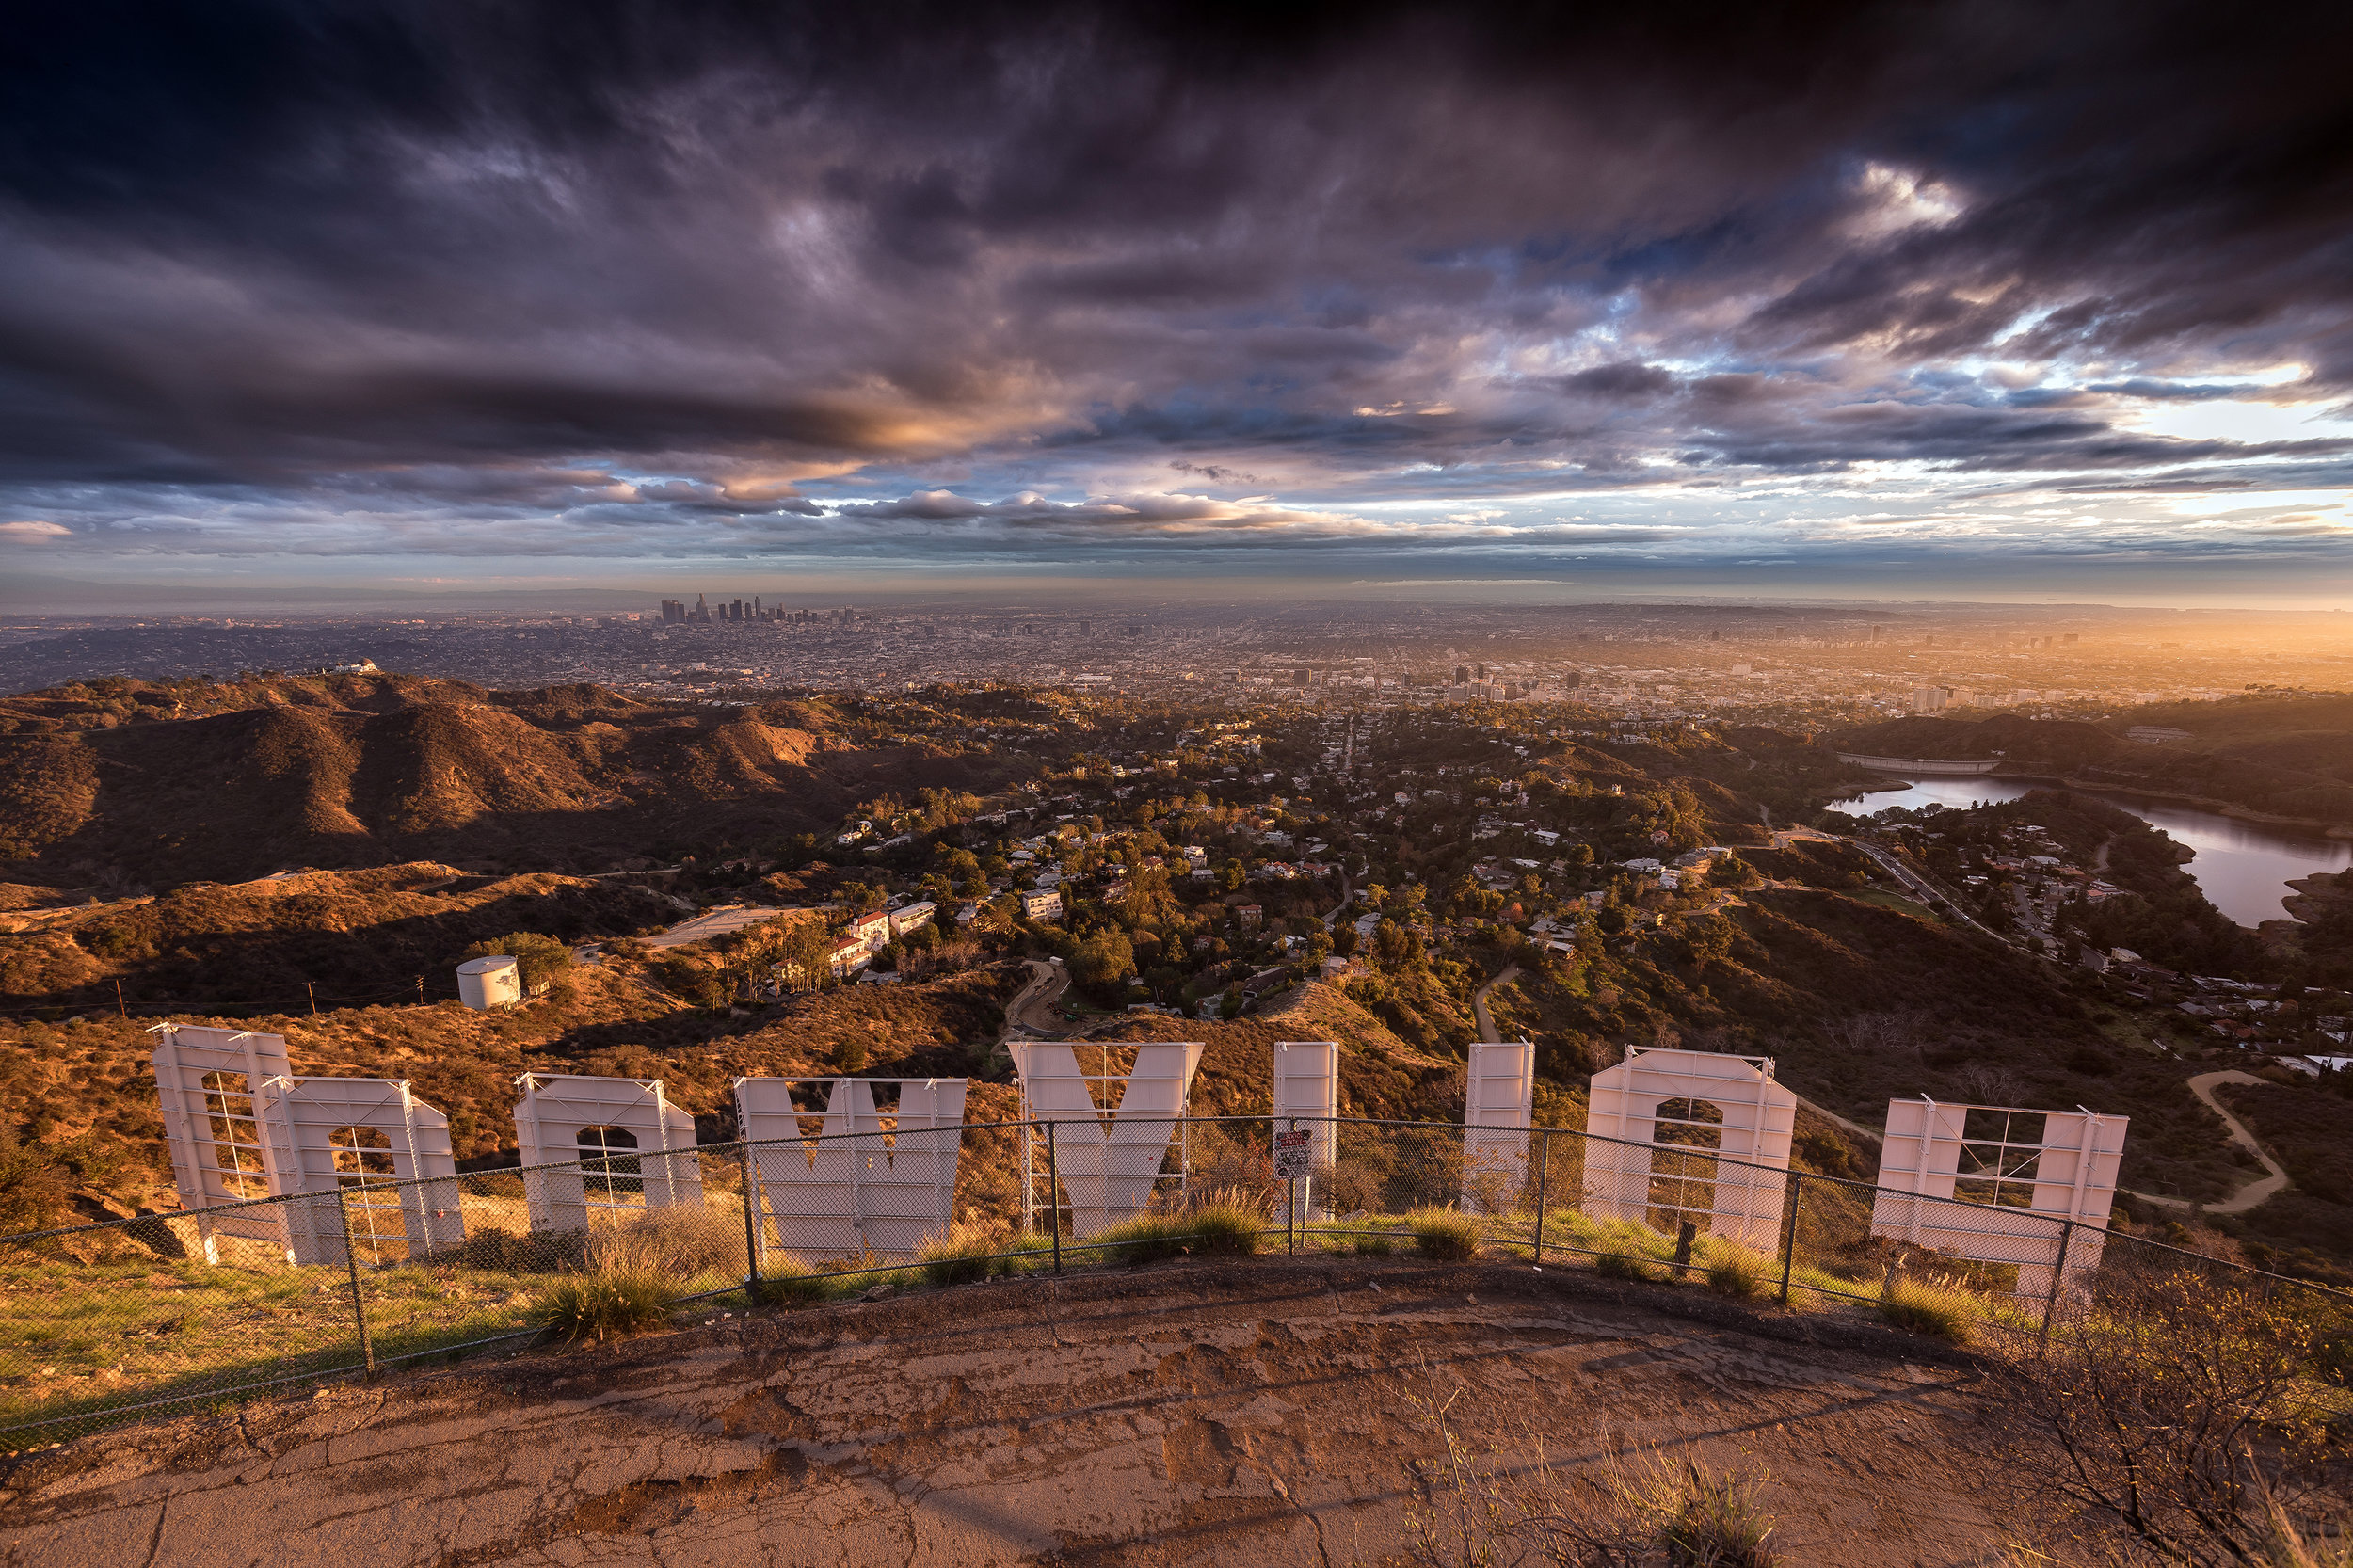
[
  {"left": 1408, "top": 1207, "right": 1481, "bottom": 1261},
  {"left": 452, "top": 1224, "right": 566, "bottom": 1272},
  {"left": 1652, "top": 1464, "right": 1781, "bottom": 1567},
  {"left": 1877, "top": 1274, "right": 1976, "bottom": 1343},
  {"left": 588, "top": 1205, "right": 744, "bottom": 1285},
  {"left": 1091, "top": 1199, "right": 1266, "bottom": 1265},
  {"left": 1352, "top": 1231, "right": 1398, "bottom": 1257},
  {"left": 533, "top": 1271, "right": 674, "bottom": 1343},
  {"left": 1998, "top": 1272, "right": 2339, "bottom": 1566},
  {"left": 919, "top": 1224, "right": 1019, "bottom": 1286},
  {"left": 1704, "top": 1244, "right": 1771, "bottom": 1300},
  {"left": 757, "top": 1256, "right": 833, "bottom": 1304},
  {"left": 1596, "top": 1249, "right": 1664, "bottom": 1284}
]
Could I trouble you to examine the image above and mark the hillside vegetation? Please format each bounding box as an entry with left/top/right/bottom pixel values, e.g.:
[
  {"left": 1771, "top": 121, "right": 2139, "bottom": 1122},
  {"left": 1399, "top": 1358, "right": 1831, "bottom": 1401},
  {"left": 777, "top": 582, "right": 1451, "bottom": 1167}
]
[
  {"left": 1834, "top": 695, "right": 2353, "bottom": 825},
  {"left": 0, "top": 674, "right": 1026, "bottom": 888}
]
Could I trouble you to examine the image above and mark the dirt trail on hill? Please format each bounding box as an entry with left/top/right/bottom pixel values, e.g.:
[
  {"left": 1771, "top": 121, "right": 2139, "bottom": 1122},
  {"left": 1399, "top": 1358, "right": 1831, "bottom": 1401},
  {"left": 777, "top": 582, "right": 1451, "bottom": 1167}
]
[{"left": 3, "top": 1260, "right": 2005, "bottom": 1567}]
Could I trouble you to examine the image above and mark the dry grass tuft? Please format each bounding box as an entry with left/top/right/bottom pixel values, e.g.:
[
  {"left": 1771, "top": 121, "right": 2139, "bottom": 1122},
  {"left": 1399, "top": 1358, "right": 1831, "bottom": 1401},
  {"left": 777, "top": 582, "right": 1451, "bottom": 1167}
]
[
  {"left": 1877, "top": 1273, "right": 1976, "bottom": 1344},
  {"left": 1407, "top": 1207, "right": 1481, "bottom": 1261}
]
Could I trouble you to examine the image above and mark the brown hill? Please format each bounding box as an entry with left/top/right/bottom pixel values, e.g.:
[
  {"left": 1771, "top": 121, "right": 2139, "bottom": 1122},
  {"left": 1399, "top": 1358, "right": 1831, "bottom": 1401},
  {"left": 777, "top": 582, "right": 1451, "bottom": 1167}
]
[
  {"left": 0, "top": 674, "right": 1027, "bottom": 889},
  {"left": 0, "top": 863, "right": 677, "bottom": 1016}
]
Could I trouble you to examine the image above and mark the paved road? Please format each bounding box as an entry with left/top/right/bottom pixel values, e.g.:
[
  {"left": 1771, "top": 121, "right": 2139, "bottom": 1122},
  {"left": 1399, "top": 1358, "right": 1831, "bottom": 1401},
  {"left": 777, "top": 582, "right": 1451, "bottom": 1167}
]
[
  {"left": 1471, "top": 962, "right": 1521, "bottom": 1044},
  {"left": 642, "top": 904, "right": 810, "bottom": 950},
  {"left": 1000, "top": 958, "right": 1072, "bottom": 1040}
]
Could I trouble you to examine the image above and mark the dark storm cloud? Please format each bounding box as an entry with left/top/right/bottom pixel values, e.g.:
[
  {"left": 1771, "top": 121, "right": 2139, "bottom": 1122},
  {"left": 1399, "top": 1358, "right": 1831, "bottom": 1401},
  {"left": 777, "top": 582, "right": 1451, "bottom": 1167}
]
[{"left": 0, "top": 0, "right": 2348, "bottom": 575}]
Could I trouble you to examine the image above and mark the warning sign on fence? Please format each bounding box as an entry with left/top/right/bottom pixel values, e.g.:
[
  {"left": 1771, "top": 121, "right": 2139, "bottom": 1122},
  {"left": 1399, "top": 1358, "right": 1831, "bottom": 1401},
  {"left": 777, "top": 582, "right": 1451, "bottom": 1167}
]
[{"left": 1273, "top": 1127, "right": 1315, "bottom": 1180}]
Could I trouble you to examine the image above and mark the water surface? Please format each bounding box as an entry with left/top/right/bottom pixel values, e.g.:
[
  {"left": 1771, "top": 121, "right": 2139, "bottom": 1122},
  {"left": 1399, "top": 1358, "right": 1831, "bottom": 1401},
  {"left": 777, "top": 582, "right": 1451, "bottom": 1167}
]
[{"left": 1828, "top": 775, "right": 2350, "bottom": 928}]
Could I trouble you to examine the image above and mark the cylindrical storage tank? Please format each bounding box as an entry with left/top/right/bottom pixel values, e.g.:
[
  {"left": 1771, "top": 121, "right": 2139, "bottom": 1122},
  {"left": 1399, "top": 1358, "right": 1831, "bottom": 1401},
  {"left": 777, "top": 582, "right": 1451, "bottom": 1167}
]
[{"left": 456, "top": 954, "right": 523, "bottom": 1009}]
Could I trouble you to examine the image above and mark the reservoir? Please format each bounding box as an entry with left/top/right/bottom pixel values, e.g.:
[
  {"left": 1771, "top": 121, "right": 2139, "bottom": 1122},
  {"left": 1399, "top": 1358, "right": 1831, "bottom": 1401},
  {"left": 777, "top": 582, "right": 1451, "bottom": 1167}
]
[{"left": 1828, "top": 775, "right": 2351, "bottom": 929}]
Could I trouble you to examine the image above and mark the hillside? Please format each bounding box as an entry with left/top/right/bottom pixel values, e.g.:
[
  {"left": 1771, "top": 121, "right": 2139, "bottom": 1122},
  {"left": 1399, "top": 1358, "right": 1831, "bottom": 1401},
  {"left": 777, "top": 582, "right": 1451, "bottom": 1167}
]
[
  {"left": 0, "top": 674, "right": 1028, "bottom": 889},
  {"left": 1832, "top": 697, "right": 2353, "bottom": 827},
  {"left": 0, "top": 863, "right": 679, "bottom": 1015}
]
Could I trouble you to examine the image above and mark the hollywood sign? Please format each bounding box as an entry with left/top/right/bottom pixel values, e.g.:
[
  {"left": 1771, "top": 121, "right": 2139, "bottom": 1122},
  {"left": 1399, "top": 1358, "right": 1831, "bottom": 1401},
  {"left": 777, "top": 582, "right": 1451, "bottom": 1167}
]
[{"left": 149, "top": 1022, "right": 2129, "bottom": 1292}]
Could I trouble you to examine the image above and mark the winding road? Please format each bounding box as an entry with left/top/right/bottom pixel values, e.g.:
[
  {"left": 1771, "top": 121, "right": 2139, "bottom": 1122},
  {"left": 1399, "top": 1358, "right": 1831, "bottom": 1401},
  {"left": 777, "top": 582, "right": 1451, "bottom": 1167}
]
[
  {"left": 1000, "top": 959, "right": 1072, "bottom": 1041},
  {"left": 1471, "top": 962, "right": 1521, "bottom": 1044}
]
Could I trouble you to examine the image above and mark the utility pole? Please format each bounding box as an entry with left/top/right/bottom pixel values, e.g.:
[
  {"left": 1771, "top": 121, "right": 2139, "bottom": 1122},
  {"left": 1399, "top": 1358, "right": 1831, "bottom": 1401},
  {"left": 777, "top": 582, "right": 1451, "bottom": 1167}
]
[{"left": 307, "top": 981, "right": 318, "bottom": 1016}]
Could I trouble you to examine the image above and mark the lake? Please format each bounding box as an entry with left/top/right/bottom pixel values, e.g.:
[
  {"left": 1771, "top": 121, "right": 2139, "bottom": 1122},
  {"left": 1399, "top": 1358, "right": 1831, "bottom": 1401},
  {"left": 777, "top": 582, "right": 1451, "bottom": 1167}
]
[{"left": 1827, "top": 775, "right": 2351, "bottom": 929}]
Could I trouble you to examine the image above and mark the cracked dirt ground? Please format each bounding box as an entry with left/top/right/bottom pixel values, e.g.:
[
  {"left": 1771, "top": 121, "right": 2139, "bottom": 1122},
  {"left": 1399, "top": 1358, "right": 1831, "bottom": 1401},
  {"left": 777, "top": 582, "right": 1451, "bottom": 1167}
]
[{"left": 1, "top": 1259, "right": 2006, "bottom": 1566}]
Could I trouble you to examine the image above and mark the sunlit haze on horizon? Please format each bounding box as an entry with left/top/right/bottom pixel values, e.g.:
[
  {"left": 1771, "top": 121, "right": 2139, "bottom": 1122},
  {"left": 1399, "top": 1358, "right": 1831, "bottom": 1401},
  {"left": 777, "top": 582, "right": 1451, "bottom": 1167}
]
[{"left": 1, "top": 1, "right": 2350, "bottom": 611}]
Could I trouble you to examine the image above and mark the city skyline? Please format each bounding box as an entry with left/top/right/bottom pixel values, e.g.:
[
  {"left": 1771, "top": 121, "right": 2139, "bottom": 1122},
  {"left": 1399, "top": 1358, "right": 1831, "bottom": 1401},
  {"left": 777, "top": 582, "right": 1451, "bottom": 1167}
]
[{"left": 0, "top": 3, "right": 2349, "bottom": 608}]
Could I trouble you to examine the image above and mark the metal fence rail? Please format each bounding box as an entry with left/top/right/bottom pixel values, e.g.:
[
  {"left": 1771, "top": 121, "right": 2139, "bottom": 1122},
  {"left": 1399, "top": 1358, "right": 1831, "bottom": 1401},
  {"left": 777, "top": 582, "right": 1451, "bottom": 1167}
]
[{"left": 4, "top": 1115, "right": 2346, "bottom": 1445}]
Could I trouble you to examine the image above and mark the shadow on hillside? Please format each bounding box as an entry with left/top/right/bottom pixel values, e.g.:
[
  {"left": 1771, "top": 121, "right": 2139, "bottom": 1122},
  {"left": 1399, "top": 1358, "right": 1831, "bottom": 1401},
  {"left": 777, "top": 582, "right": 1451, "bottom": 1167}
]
[
  {"left": 14, "top": 706, "right": 1026, "bottom": 888},
  {"left": 1, "top": 888, "right": 674, "bottom": 1014}
]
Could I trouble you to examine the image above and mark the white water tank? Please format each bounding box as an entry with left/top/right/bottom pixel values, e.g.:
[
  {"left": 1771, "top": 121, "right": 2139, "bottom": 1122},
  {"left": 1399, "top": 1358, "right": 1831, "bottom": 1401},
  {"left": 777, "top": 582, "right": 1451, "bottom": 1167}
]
[{"left": 456, "top": 955, "right": 523, "bottom": 1009}]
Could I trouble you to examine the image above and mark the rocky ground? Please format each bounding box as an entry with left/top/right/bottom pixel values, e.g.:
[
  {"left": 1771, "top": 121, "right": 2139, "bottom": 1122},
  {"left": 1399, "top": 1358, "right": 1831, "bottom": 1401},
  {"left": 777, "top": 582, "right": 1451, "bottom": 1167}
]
[{"left": 1, "top": 1257, "right": 2006, "bottom": 1567}]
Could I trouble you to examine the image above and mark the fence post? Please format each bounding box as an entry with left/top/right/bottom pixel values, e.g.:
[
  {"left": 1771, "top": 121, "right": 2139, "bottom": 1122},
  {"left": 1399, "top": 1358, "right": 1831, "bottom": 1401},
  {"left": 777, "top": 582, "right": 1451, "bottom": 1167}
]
[
  {"left": 739, "top": 1140, "right": 764, "bottom": 1306},
  {"left": 336, "top": 1189, "right": 376, "bottom": 1378},
  {"left": 1778, "top": 1174, "right": 1802, "bottom": 1306},
  {"left": 1046, "top": 1120, "right": 1063, "bottom": 1276},
  {"left": 2039, "top": 1220, "right": 2073, "bottom": 1349},
  {"left": 1531, "top": 1128, "right": 1549, "bottom": 1263}
]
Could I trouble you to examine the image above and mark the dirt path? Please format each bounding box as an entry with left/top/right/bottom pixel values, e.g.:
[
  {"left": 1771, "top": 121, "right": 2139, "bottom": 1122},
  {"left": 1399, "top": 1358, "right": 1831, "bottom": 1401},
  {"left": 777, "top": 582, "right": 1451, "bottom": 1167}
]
[
  {"left": 2180, "top": 1071, "right": 2291, "bottom": 1214},
  {"left": 1, "top": 1259, "right": 2005, "bottom": 1568},
  {"left": 1472, "top": 962, "right": 1521, "bottom": 1043}
]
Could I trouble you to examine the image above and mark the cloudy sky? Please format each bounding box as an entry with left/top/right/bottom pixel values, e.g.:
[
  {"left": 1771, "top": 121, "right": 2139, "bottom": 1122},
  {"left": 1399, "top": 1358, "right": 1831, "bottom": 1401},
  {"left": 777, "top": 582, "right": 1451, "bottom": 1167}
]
[{"left": 2, "top": 0, "right": 2349, "bottom": 605}]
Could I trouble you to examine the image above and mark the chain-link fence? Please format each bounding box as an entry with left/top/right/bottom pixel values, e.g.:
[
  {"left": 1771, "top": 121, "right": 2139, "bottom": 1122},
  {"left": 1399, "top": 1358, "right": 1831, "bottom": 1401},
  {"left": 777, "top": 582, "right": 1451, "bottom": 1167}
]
[{"left": 5, "top": 1116, "right": 2347, "bottom": 1446}]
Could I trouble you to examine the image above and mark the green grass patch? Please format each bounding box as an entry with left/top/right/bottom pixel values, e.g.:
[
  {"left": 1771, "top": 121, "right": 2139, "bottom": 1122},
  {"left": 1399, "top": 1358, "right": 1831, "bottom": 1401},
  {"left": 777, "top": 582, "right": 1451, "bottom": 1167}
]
[
  {"left": 1407, "top": 1208, "right": 1481, "bottom": 1262},
  {"left": 916, "top": 1226, "right": 1050, "bottom": 1286},
  {"left": 1596, "top": 1249, "right": 1665, "bottom": 1284},
  {"left": 1703, "top": 1243, "right": 1772, "bottom": 1300},
  {"left": 1877, "top": 1274, "right": 1977, "bottom": 1343}
]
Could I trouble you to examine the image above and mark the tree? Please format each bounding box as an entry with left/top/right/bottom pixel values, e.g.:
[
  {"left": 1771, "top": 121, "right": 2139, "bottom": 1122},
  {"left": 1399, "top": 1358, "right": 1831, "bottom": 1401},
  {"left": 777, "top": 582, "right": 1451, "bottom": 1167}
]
[
  {"left": 1681, "top": 912, "right": 1735, "bottom": 971},
  {"left": 836, "top": 881, "right": 887, "bottom": 917},
  {"left": 1068, "top": 926, "right": 1137, "bottom": 999},
  {"left": 461, "top": 932, "right": 573, "bottom": 995},
  {"left": 1374, "top": 917, "right": 1419, "bottom": 973},
  {"left": 768, "top": 916, "right": 841, "bottom": 993}
]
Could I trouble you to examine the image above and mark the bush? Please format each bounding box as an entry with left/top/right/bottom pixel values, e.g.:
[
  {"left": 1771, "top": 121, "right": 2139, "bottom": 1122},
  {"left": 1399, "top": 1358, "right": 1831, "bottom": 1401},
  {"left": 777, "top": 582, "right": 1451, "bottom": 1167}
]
[
  {"left": 1352, "top": 1231, "right": 1398, "bottom": 1257},
  {"left": 755, "top": 1256, "right": 849, "bottom": 1305},
  {"left": 1408, "top": 1207, "right": 1481, "bottom": 1261},
  {"left": 1654, "top": 1464, "right": 1781, "bottom": 1567},
  {"left": 588, "top": 1205, "right": 744, "bottom": 1285},
  {"left": 917, "top": 1224, "right": 1040, "bottom": 1286},
  {"left": 1877, "top": 1274, "right": 1976, "bottom": 1343},
  {"left": 1090, "top": 1199, "right": 1267, "bottom": 1265},
  {"left": 1183, "top": 1200, "right": 1268, "bottom": 1257},
  {"left": 1596, "top": 1249, "right": 1664, "bottom": 1284},
  {"left": 533, "top": 1271, "right": 674, "bottom": 1343},
  {"left": 1704, "top": 1244, "right": 1771, "bottom": 1300}
]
